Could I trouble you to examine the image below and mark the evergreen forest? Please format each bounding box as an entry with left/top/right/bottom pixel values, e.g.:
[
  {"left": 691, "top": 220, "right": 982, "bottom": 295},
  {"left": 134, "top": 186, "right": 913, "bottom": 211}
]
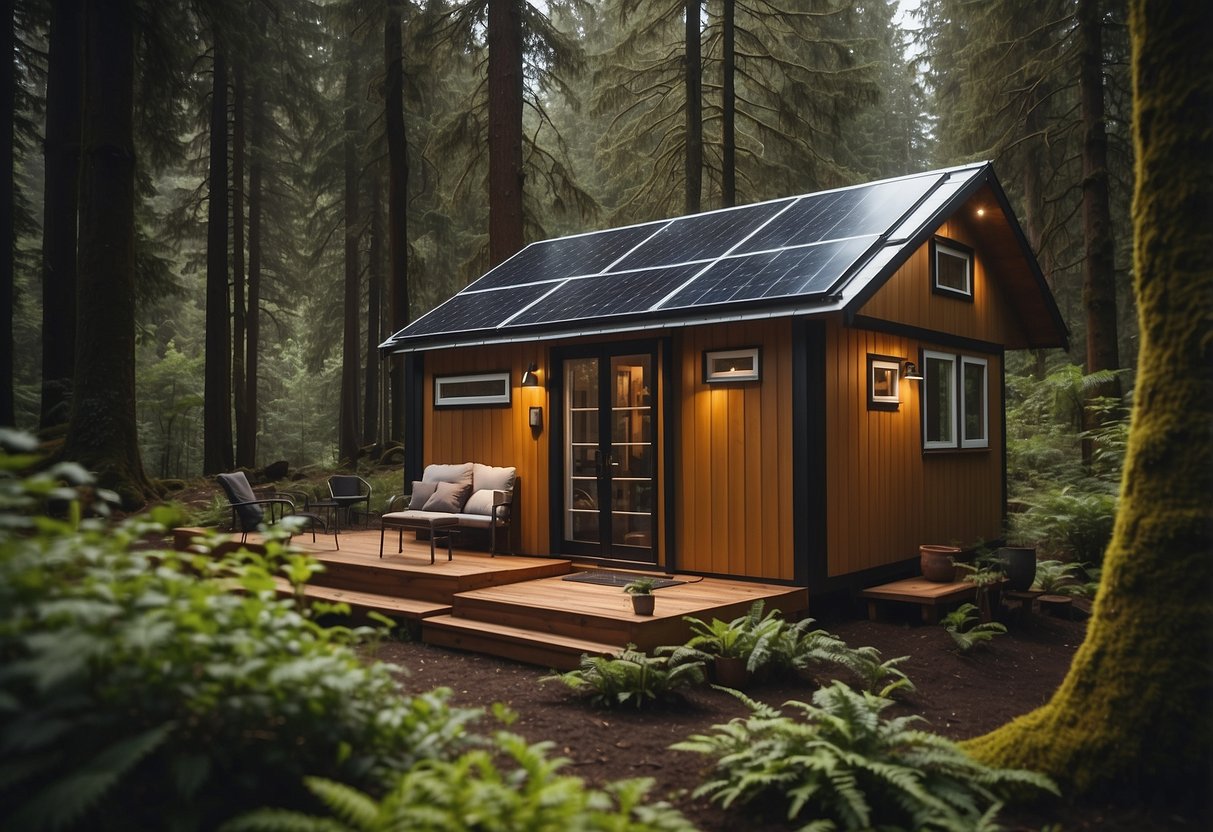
[{"left": 2, "top": 0, "right": 1140, "bottom": 506}]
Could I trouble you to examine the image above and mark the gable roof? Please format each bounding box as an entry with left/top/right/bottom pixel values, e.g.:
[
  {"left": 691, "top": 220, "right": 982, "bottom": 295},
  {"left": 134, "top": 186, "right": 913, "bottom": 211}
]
[{"left": 381, "top": 161, "right": 1068, "bottom": 353}]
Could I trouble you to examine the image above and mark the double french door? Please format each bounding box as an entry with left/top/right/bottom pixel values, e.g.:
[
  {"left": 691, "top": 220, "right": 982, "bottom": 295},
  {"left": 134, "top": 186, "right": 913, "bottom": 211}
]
[{"left": 559, "top": 345, "right": 657, "bottom": 563}]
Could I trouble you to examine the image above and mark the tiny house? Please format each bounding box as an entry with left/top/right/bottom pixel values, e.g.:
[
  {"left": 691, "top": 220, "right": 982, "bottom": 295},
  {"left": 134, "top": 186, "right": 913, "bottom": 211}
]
[{"left": 379, "top": 162, "right": 1067, "bottom": 591}]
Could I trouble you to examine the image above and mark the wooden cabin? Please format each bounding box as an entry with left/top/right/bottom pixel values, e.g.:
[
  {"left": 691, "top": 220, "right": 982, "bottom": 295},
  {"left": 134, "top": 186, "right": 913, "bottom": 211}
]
[{"left": 379, "top": 162, "right": 1067, "bottom": 592}]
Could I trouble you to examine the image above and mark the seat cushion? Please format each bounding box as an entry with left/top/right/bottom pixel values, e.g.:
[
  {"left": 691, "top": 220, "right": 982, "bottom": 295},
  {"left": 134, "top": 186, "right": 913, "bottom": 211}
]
[
  {"left": 382, "top": 509, "right": 460, "bottom": 525},
  {"left": 472, "top": 464, "right": 516, "bottom": 494},
  {"left": 452, "top": 513, "right": 494, "bottom": 529},
  {"left": 422, "top": 463, "right": 473, "bottom": 488},
  {"left": 422, "top": 481, "right": 472, "bottom": 513},
  {"left": 408, "top": 480, "right": 437, "bottom": 510}
]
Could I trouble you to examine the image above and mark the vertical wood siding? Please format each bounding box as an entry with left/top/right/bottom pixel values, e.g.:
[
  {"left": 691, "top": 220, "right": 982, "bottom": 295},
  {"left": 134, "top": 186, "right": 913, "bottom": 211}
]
[
  {"left": 676, "top": 321, "right": 795, "bottom": 581},
  {"left": 424, "top": 345, "right": 549, "bottom": 555}
]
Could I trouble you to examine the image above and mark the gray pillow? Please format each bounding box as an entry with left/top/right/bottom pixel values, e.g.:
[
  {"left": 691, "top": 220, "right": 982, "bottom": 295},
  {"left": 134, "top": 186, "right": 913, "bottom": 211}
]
[
  {"left": 473, "top": 463, "right": 516, "bottom": 494},
  {"left": 463, "top": 489, "right": 496, "bottom": 516},
  {"left": 422, "top": 463, "right": 473, "bottom": 488},
  {"left": 408, "top": 480, "right": 437, "bottom": 510},
  {"left": 422, "top": 480, "right": 472, "bottom": 513}
]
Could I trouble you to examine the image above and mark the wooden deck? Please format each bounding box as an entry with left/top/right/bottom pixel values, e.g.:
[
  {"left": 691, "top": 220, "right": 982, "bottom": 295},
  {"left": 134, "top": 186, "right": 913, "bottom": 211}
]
[{"left": 176, "top": 526, "right": 809, "bottom": 669}]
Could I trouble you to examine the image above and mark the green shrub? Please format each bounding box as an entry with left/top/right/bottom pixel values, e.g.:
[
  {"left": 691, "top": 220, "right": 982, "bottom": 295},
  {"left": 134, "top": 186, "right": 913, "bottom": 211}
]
[
  {"left": 942, "top": 603, "right": 1008, "bottom": 652},
  {"left": 1032, "top": 559, "right": 1100, "bottom": 598},
  {"left": 0, "top": 446, "right": 479, "bottom": 831},
  {"left": 682, "top": 600, "right": 799, "bottom": 677},
  {"left": 1012, "top": 483, "right": 1117, "bottom": 564},
  {"left": 673, "top": 682, "right": 1057, "bottom": 831},
  {"left": 541, "top": 645, "right": 705, "bottom": 709},
  {"left": 228, "top": 732, "right": 696, "bottom": 831}
]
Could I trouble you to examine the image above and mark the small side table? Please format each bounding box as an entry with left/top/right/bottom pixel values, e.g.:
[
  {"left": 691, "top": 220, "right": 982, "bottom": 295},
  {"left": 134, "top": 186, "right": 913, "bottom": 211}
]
[
  {"left": 380, "top": 511, "right": 459, "bottom": 564},
  {"left": 311, "top": 500, "right": 343, "bottom": 533}
]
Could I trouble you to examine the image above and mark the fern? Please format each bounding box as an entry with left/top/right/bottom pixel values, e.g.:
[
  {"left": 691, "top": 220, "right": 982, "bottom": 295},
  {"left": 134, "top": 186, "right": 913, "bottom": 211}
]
[
  {"left": 942, "top": 603, "right": 1008, "bottom": 652},
  {"left": 541, "top": 645, "right": 705, "bottom": 709},
  {"left": 673, "top": 682, "right": 1057, "bottom": 831}
]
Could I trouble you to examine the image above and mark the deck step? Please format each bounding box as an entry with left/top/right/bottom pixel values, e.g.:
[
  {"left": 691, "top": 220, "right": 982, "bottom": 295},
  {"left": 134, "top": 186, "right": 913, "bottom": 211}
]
[
  {"left": 273, "top": 578, "right": 450, "bottom": 621},
  {"left": 422, "top": 614, "right": 622, "bottom": 671}
]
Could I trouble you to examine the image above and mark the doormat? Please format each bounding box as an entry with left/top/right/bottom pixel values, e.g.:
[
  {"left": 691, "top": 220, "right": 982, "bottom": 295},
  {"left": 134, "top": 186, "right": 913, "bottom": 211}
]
[{"left": 562, "top": 571, "right": 684, "bottom": 589}]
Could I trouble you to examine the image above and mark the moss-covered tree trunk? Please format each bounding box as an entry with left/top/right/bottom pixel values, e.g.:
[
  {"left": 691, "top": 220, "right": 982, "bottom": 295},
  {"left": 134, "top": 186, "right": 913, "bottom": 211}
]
[
  {"left": 61, "top": 0, "right": 153, "bottom": 507},
  {"left": 966, "top": 0, "right": 1212, "bottom": 807}
]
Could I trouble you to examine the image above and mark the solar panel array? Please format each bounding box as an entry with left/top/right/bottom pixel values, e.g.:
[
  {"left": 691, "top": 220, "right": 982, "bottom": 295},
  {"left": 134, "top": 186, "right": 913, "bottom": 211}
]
[{"left": 383, "top": 165, "right": 986, "bottom": 349}]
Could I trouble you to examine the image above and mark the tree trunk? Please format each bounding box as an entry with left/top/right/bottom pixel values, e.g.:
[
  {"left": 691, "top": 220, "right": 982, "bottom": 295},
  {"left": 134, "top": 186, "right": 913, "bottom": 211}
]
[
  {"left": 487, "top": 0, "right": 524, "bottom": 266},
  {"left": 364, "top": 168, "right": 382, "bottom": 446},
  {"left": 721, "top": 0, "right": 735, "bottom": 208},
  {"left": 385, "top": 1, "right": 410, "bottom": 443},
  {"left": 233, "top": 65, "right": 253, "bottom": 469},
  {"left": 685, "top": 0, "right": 702, "bottom": 214},
  {"left": 39, "top": 0, "right": 84, "bottom": 431},
  {"left": 1078, "top": 0, "right": 1122, "bottom": 463},
  {"left": 203, "top": 36, "right": 233, "bottom": 475},
  {"left": 339, "top": 47, "right": 361, "bottom": 468},
  {"left": 245, "top": 11, "right": 266, "bottom": 470},
  {"left": 0, "top": 0, "right": 14, "bottom": 427},
  {"left": 966, "top": 0, "right": 1213, "bottom": 806},
  {"left": 61, "top": 0, "right": 152, "bottom": 506}
]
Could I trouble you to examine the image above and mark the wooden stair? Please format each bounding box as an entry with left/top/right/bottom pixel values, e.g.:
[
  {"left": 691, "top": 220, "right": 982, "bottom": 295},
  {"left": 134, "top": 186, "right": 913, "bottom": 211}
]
[
  {"left": 422, "top": 615, "right": 620, "bottom": 669},
  {"left": 271, "top": 577, "right": 450, "bottom": 625}
]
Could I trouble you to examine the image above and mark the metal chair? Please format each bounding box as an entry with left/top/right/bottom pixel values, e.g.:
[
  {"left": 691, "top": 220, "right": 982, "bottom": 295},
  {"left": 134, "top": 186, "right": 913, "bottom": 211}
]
[
  {"left": 216, "top": 471, "right": 337, "bottom": 548},
  {"left": 327, "top": 474, "right": 372, "bottom": 529}
]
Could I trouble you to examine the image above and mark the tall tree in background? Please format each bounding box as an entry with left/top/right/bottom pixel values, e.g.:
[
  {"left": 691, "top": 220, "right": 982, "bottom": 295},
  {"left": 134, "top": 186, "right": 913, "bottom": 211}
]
[
  {"left": 966, "top": 0, "right": 1212, "bottom": 803},
  {"left": 232, "top": 62, "right": 251, "bottom": 468},
  {"left": 62, "top": 0, "right": 153, "bottom": 505},
  {"left": 339, "top": 31, "right": 361, "bottom": 467},
  {"left": 203, "top": 29, "right": 233, "bottom": 474},
  {"left": 363, "top": 166, "right": 382, "bottom": 446},
  {"left": 487, "top": 0, "right": 524, "bottom": 265},
  {"left": 385, "top": 0, "right": 410, "bottom": 442},
  {"left": 684, "top": 0, "right": 702, "bottom": 213},
  {"left": 244, "top": 21, "right": 265, "bottom": 468},
  {"left": 1, "top": 0, "right": 14, "bottom": 427},
  {"left": 38, "top": 0, "right": 83, "bottom": 430}
]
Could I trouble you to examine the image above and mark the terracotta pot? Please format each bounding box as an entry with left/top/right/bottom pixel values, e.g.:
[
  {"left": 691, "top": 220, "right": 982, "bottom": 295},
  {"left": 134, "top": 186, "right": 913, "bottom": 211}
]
[
  {"left": 713, "top": 656, "right": 749, "bottom": 688},
  {"left": 999, "top": 546, "right": 1037, "bottom": 591},
  {"left": 630, "top": 593, "right": 655, "bottom": 616},
  {"left": 920, "top": 545, "right": 962, "bottom": 582}
]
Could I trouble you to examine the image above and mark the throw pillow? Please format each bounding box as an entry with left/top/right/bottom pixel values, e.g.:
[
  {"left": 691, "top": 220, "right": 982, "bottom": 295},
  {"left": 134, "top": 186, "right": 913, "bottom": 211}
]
[
  {"left": 408, "top": 480, "right": 437, "bottom": 510},
  {"left": 422, "top": 480, "right": 472, "bottom": 513},
  {"left": 463, "top": 489, "right": 497, "bottom": 516}
]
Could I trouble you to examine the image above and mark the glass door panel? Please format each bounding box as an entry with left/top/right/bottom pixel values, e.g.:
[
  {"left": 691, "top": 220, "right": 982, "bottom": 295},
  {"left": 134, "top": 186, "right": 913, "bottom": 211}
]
[{"left": 561, "top": 348, "right": 657, "bottom": 561}]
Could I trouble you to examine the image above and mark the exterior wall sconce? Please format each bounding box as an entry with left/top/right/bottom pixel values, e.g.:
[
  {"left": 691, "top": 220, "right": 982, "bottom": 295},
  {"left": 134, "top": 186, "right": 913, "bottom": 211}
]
[
  {"left": 521, "top": 362, "right": 541, "bottom": 387},
  {"left": 903, "top": 361, "right": 924, "bottom": 381}
]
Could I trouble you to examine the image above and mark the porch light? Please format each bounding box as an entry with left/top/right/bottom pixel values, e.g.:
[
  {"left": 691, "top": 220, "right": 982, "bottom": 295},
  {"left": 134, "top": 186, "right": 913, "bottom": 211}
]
[
  {"left": 521, "top": 362, "right": 541, "bottom": 387},
  {"left": 903, "top": 361, "right": 924, "bottom": 381}
]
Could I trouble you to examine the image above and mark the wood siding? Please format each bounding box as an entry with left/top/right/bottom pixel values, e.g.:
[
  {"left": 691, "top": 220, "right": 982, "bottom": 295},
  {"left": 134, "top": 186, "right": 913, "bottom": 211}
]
[
  {"left": 675, "top": 321, "right": 796, "bottom": 581},
  {"left": 857, "top": 216, "right": 1026, "bottom": 344},
  {"left": 823, "top": 320, "right": 1005, "bottom": 576},
  {"left": 424, "top": 344, "right": 550, "bottom": 555}
]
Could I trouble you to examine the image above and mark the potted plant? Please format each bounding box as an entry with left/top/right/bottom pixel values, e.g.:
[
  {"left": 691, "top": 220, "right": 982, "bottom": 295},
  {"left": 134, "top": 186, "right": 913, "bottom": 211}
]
[
  {"left": 623, "top": 578, "right": 657, "bottom": 616},
  {"left": 919, "top": 544, "right": 962, "bottom": 582}
]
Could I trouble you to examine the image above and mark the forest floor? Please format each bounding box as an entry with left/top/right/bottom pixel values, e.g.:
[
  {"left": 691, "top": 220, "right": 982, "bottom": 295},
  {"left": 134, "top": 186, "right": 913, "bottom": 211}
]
[{"left": 374, "top": 606, "right": 1205, "bottom": 832}]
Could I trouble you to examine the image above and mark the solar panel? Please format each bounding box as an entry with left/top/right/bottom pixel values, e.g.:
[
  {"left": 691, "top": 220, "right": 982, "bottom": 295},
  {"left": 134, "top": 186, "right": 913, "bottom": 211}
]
[
  {"left": 510, "top": 265, "right": 702, "bottom": 326},
  {"left": 608, "top": 198, "right": 794, "bottom": 272},
  {"left": 468, "top": 222, "right": 665, "bottom": 291},
  {"left": 380, "top": 164, "right": 992, "bottom": 350},
  {"left": 401, "top": 283, "right": 552, "bottom": 336}
]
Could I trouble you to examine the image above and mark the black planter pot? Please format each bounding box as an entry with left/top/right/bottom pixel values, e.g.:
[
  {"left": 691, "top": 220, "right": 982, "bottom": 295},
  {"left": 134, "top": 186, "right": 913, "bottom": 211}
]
[
  {"left": 630, "top": 594, "right": 655, "bottom": 616},
  {"left": 999, "top": 546, "right": 1037, "bottom": 591}
]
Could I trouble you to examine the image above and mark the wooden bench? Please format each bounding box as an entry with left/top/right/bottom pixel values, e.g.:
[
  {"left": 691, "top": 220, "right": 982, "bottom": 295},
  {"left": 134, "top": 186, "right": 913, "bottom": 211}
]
[{"left": 859, "top": 577, "right": 977, "bottom": 623}]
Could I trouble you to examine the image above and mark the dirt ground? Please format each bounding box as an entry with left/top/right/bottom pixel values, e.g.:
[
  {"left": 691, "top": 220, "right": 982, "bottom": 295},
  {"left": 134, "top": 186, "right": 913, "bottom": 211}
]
[{"left": 375, "top": 605, "right": 1205, "bottom": 831}]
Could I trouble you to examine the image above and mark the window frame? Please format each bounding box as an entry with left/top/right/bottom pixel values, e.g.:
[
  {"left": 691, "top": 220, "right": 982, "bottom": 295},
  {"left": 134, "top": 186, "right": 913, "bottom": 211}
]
[
  {"left": 433, "top": 371, "right": 512, "bottom": 408},
  {"left": 960, "top": 356, "right": 989, "bottom": 448},
  {"left": 921, "top": 349, "right": 958, "bottom": 450},
  {"left": 867, "top": 354, "right": 902, "bottom": 411},
  {"left": 702, "top": 347, "right": 761, "bottom": 384},
  {"left": 930, "top": 236, "right": 974, "bottom": 301}
]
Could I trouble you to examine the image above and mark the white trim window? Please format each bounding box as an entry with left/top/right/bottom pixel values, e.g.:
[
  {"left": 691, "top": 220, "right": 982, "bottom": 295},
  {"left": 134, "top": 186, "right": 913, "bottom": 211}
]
[
  {"left": 960, "top": 356, "right": 989, "bottom": 448},
  {"left": 922, "top": 350, "right": 957, "bottom": 449},
  {"left": 434, "top": 372, "right": 511, "bottom": 407},
  {"left": 703, "top": 347, "right": 760, "bottom": 383},
  {"left": 931, "top": 237, "right": 974, "bottom": 300},
  {"left": 867, "top": 355, "right": 901, "bottom": 411}
]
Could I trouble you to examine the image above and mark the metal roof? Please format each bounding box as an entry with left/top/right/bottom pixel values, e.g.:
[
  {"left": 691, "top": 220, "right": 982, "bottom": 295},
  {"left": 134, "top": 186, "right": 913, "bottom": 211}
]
[{"left": 381, "top": 162, "right": 1067, "bottom": 353}]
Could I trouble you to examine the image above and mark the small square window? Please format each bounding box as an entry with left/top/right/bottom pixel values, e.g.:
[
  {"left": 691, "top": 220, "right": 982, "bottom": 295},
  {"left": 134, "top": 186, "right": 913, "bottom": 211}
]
[
  {"left": 703, "top": 347, "right": 760, "bottom": 383},
  {"left": 867, "top": 355, "right": 901, "bottom": 411},
  {"left": 931, "top": 237, "right": 973, "bottom": 300},
  {"left": 434, "top": 372, "right": 511, "bottom": 407}
]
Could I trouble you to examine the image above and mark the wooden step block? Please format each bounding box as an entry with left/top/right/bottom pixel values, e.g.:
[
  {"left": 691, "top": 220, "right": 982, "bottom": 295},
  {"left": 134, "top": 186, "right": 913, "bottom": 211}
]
[
  {"left": 422, "top": 614, "right": 622, "bottom": 671},
  {"left": 273, "top": 578, "right": 450, "bottom": 621}
]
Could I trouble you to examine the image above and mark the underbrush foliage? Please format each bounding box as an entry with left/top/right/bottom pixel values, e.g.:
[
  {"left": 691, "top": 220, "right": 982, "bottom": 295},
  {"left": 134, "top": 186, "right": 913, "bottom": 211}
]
[
  {"left": 673, "top": 682, "right": 1058, "bottom": 831},
  {"left": 1032, "top": 559, "right": 1099, "bottom": 598},
  {"left": 229, "top": 732, "right": 696, "bottom": 831},
  {"left": 942, "top": 603, "right": 1008, "bottom": 652},
  {"left": 541, "top": 645, "right": 706, "bottom": 709}
]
